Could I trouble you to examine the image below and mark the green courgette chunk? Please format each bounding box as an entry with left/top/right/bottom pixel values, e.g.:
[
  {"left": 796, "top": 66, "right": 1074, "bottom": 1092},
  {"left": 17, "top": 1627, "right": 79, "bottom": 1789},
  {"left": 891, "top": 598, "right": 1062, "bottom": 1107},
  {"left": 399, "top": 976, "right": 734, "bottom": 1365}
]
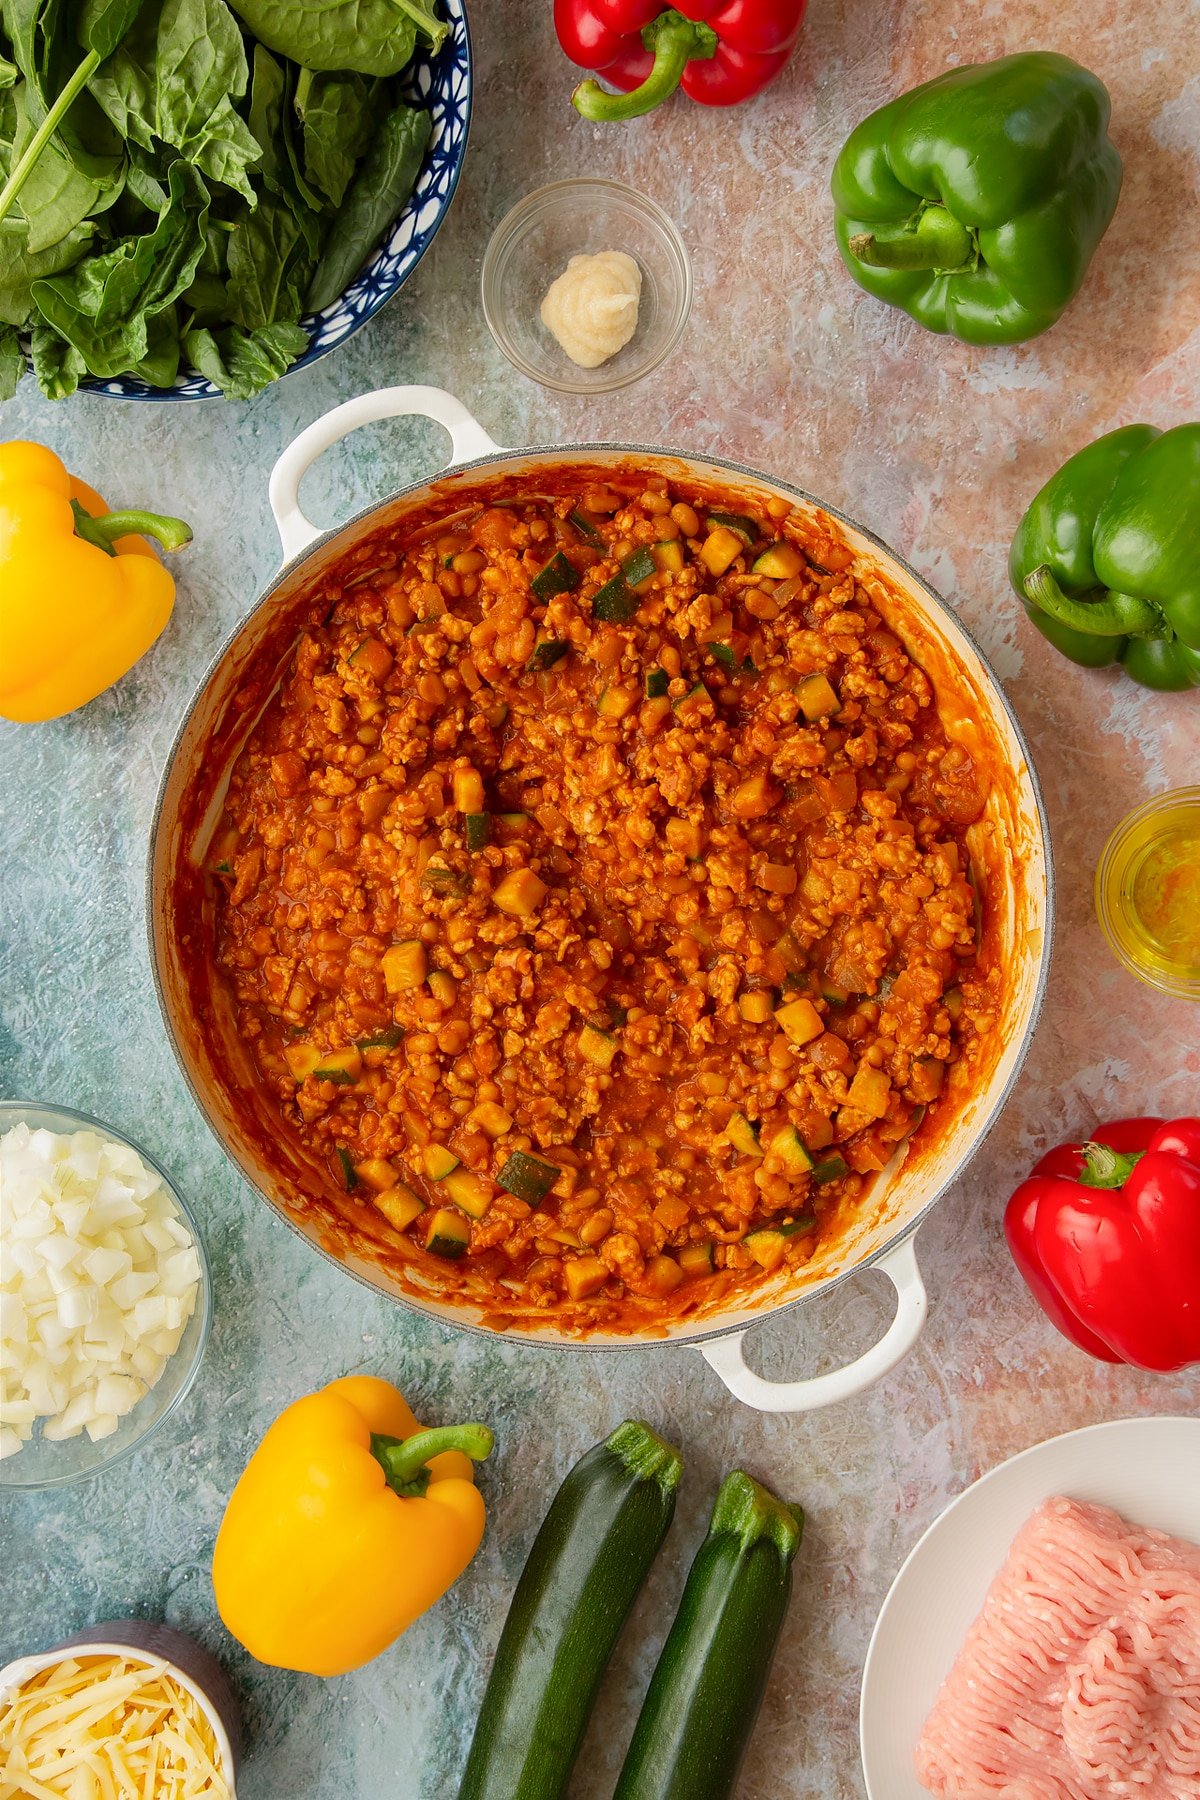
[
  {"left": 457, "top": 1421, "right": 683, "bottom": 1800},
  {"left": 613, "top": 1470, "right": 803, "bottom": 1800}
]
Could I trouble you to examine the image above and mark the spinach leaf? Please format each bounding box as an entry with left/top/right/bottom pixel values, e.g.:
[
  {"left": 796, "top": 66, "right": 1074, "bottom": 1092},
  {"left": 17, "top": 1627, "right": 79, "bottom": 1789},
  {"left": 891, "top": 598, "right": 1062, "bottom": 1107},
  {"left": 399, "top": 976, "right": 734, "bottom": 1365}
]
[
  {"left": 0, "top": 55, "right": 17, "bottom": 89},
  {"left": 3, "top": 0, "right": 126, "bottom": 186},
  {"left": 293, "top": 66, "right": 376, "bottom": 209},
  {"left": 76, "top": 0, "right": 146, "bottom": 61},
  {"left": 246, "top": 41, "right": 285, "bottom": 188},
  {"left": 90, "top": 0, "right": 262, "bottom": 200},
  {"left": 30, "top": 319, "right": 85, "bottom": 396},
  {"left": 128, "top": 300, "right": 180, "bottom": 383},
  {"left": 306, "top": 99, "right": 428, "bottom": 310},
  {"left": 182, "top": 314, "right": 305, "bottom": 397},
  {"left": 10, "top": 79, "right": 103, "bottom": 249},
  {"left": 0, "top": 214, "right": 93, "bottom": 321},
  {"left": 227, "top": 0, "right": 445, "bottom": 77},
  {"left": 0, "top": 319, "right": 22, "bottom": 396},
  {"left": 31, "top": 155, "right": 208, "bottom": 375},
  {"left": 226, "top": 185, "right": 315, "bottom": 327}
]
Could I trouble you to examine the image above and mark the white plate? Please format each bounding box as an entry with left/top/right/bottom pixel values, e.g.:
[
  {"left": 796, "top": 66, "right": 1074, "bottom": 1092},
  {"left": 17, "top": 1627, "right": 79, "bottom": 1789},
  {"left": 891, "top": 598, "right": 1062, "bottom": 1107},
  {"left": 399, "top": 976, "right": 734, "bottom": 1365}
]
[{"left": 859, "top": 1415, "right": 1200, "bottom": 1799}]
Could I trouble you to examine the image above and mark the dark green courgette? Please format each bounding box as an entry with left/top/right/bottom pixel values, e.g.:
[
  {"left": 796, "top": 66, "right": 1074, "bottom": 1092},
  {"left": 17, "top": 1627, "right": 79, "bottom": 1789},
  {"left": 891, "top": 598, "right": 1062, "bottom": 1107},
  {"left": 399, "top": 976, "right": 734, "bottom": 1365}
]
[
  {"left": 496, "top": 1149, "right": 559, "bottom": 1205},
  {"left": 591, "top": 572, "right": 639, "bottom": 623},
  {"left": 531, "top": 551, "right": 580, "bottom": 600},
  {"left": 457, "top": 1422, "right": 683, "bottom": 1800},
  {"left": 613, "top": 1471, "right": 803, "bottom": 1800}
]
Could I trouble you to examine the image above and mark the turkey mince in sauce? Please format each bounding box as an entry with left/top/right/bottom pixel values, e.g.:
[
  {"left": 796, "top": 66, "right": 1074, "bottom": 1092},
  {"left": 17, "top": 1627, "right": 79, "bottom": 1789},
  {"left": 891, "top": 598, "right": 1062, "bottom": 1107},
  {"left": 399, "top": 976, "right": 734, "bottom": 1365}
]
[{"left": 209, "top": 470, "right": 1001, "bottom": 1327}]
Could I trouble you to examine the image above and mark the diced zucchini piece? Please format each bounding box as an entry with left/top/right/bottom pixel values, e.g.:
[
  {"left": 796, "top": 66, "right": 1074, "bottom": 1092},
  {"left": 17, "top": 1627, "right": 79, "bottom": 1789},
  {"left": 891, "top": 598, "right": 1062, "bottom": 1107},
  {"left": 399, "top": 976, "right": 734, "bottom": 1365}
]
[
  {"left": 284, "top": 1043, "right": 323, "bottom": 1082},
  {"left": 347, "top": 637, "right": 394, "bottom": 681},
  {"left": 777, "top": 1212, "right": 816, "bottom": 1236},
  {"left": 497, "top": 811, "right": 532, "bottom": 836},
  {"left": 699, "top": 525, "right": 745, "bottom": 577},
  {"left": 820, "top": 978, "right": 851, "bottom": 1005},
  {"left": 621, "top": 546, "right": 656, "bottom": 588},
  {"left": 531, "top": 550, "right": 580, "bottom": 600},
  {"left": 336, "top": 1146, "right": 358, "bottom": 1191},
  {"left": 768, "top": 1125, "right": 815, "bottom": 1176},
  {"left": 591, "top": 573, "right": 638, "bottom": 623},
  {"left": 773, "top": 929, "right": 806, "bottom": 977},
  {"left": 753, "top": 541, "right": 804, "bottom": 579},
  {"left": 643, "top": 1254, "right": 684, "bottom": 1296},
  {"left": 725, "top": 1113, "right": 762, "bottom": 1159},
  {"left": 665, "top": 817, "right": 704, "bottom": 858},
  {"left": 428, "top": 970, "right": 457, "bottom": 1007},
  {"left": 774, "top": 997, "right": 824, "bottom": 1046},
  {"left": 528, "top": 637, "right": 570, "bottom": 672},
  {"left": 563, "top": 1254, "right": 608, "bottom": 1300},
  {"left": 444, "top": 1167, "right": 494, "bottom": 1220},
  {"left": 706, "top": 510, "right": 760, "bottom": 545},
  {"left": 578, "top": 1024, "right": 618, "bottom": 1070},
  {"left": 373, "top": 1184, "right": 424, "bottom": 1233},
  {"left": 494, "top": 868, "right": 548, "bottom": 917},
  {"left": 498, "top": 1150, "right": 561, "bottom": 1204},
  {"left": 673, "top": 683, "right": 709, "bottom": 722},
  {"left": 744, "top": 1228, "right": 787, "bottom": 1272},
  {"left": 738, "top": 990, "right": 775, "bottom": 1025},
  {"left": 453, "top": 766, "right": 485, "bottom": 813},
  {"left": 847, "top": 1064, "right": 892, "bottom": 1119},
  {"left": 732, "top": 772, "right": 773, "bottom": 816},
  {"left": 812, "top": 1154, "right": 849, "bottom": 1184},
  {"left": 597, "top": 685, "right": 637, "bottom": 720},
  {"left": 421, "top": 865, "right": 471, "bottom": 897},
  {"left": 607, "top": 1003, "right": 629, "bottom": 1029},
  {"left": 354, "top": 1157, "right": 399, "bottom": 1192},
  {"left": 313, "top": 1046, "right": 362, "bottom": 1085},
  {"left": 465, "top": 813, "right": 491, "bottom": 850},
  {"left": 569, "top": 507, "right": 605, "bottom": 546},
  {"left": 795, "top": 673, "right": 840, "bottom": 721},
  {"left": 678, "top": 1242, "right": 715, "bottom": 1279},
  {"left": 383, "top": 941, "right": 427, "bottom": 993},
  {"left": 483, "top": 700, "right": 510, "bottom": 728},
  {"left": 644, "top": 667, "right": 669, "bottom": 698},
  {"left": 471, "top": 1100, "right": 514, "bottom": 1138},
  {"left": 546, "top": 1224, "right": 583, "bottom": 1249},
  {"left": 423, "top": 1142, "right": 461, "bottom": 1181},
  {"left": 356, "top": 1025, "right": 404, "bottom": 1050},
  {"left": 425, "top": 1207, "right": 470, "bottom": 1259},
  {"left": 652, "top": 541, "right": 685, "bottom": 573},
  {"left": 709, "top": 643, "right": 737, "bottom": 672}
]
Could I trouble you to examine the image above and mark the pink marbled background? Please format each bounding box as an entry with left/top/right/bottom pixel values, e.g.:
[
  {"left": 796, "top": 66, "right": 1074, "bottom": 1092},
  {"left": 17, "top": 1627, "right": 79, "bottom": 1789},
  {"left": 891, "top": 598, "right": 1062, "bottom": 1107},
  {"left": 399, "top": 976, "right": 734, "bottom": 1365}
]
[{"left": 1, "top": 0, "right": 1197, "bottom": 1795}]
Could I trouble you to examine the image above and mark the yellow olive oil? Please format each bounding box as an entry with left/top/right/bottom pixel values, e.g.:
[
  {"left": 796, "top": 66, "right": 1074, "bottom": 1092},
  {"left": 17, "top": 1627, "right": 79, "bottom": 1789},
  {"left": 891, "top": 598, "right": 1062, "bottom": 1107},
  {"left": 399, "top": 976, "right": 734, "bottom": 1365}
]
[{"left": 1095, "top": 786, "right": 1200, "bottom": 999}]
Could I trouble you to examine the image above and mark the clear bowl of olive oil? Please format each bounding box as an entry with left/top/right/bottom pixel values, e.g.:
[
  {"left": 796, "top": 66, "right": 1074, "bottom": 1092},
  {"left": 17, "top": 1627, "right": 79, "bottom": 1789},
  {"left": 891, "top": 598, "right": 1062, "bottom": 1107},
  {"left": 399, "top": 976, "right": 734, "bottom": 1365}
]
[{"left": 1095, "top": 786, "right": 1200, "bottom": 1000}]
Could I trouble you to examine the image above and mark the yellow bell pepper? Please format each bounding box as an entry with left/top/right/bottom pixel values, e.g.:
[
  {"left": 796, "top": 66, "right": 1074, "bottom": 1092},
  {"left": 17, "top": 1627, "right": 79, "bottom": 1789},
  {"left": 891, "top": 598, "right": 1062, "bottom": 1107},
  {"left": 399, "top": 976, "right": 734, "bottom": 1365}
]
[
  {"left": 0, "top": 440, "right": 191, "bottom": 723},
  {"left": 212, "top": 1375, "right": 493, "bottom": 1677}
]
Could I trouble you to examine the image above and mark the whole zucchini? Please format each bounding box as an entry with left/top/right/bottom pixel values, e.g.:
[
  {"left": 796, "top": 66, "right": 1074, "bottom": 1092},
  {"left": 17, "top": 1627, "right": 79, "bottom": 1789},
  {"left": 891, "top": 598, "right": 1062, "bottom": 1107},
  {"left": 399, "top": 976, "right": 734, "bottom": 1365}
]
[
  {"left": 613, "top": 1470, "right": 804, "bottom": 1800},
  {"left": 457, "top": 1419, "right": 684, "bottom": 1800}
]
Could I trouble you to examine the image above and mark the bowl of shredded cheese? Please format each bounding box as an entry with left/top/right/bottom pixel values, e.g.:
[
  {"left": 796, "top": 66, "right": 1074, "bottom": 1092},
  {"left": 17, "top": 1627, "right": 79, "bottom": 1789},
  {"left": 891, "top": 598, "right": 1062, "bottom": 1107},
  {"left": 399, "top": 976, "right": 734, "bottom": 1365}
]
[
  {"left": 0, "top": 1621, "right": 239, "bottom": 1798},
  {"left": 0, "top": 1101, "right": 212, "bottom": 1490}
]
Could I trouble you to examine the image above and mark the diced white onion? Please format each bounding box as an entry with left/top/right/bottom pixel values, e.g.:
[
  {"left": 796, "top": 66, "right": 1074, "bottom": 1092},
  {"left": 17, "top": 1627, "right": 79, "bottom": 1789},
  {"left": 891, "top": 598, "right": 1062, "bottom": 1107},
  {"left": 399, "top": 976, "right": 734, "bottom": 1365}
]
[{"left": 0, "top": 1124, "right": 202, "bottom": 1458}]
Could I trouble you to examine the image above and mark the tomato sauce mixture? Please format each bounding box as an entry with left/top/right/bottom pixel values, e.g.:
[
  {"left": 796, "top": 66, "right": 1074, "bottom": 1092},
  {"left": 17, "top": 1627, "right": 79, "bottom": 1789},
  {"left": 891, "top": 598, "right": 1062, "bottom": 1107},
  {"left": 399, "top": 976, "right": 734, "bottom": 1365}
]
[{"left": 211, "top": 473, "right": 999, "bottom": 1324}]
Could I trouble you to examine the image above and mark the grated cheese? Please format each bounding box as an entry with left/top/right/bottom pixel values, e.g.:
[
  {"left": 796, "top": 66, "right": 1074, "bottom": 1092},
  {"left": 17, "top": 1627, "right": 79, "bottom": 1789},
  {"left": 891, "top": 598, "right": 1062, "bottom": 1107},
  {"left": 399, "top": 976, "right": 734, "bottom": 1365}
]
[{"left": 0, "top": 1655, "right": 231, "bottom": 1800}]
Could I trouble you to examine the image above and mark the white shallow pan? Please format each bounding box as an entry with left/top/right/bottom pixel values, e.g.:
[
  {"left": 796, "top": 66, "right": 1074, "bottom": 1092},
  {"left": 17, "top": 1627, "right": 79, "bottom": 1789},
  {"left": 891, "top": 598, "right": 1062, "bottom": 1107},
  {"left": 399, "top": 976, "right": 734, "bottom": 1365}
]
[{"left": 149, "top": 386, "right": 1052, "bottom": 1412}]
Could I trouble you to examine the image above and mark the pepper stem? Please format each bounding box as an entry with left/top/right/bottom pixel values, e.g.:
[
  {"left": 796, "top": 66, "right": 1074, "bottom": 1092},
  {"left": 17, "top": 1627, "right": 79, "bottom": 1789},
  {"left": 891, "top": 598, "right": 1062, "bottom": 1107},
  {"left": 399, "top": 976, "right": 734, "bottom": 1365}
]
[
  {"left": 0, "top": 50, "right": 101, "bottom": 226},
  {"left": 1077, "top": 1141, "right": 1144, "bottom": 1190},
  {"left": 371, "top": 1424, "right": 494, "bottom": 1497},
  {"left": 572, "top": 10, "right": 718, "bottom": 122},
  {"left": 1023, "top": 566, "right": 1168, "bottom": 640},
  {"left": 71, "top": 500, "right": 193, "bottom": 557},
  {"left": 848, "top": 205, "right": 974, "bottom": 273}
]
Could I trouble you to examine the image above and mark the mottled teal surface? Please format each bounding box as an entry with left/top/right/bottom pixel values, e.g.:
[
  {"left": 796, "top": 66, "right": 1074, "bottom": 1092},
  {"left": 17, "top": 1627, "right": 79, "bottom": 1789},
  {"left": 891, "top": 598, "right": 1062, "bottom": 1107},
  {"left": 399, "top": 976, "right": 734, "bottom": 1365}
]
[{"left": 3, "top": 1, "right": 1199, "bottom": 1795}]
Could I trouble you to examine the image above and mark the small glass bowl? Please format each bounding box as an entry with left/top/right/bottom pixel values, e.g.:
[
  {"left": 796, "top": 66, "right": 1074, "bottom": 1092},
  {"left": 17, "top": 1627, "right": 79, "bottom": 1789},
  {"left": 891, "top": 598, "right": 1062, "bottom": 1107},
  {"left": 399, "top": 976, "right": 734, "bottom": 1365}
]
[
  {"left": 0, "top": 1101, "right": 212, "bottom": 1490},
  {"left": 481, "top": 178, "right": 692, "bottom": 394},
  {"left": 1094, "top": 786, "right": 1200, "bottom": 1000}
]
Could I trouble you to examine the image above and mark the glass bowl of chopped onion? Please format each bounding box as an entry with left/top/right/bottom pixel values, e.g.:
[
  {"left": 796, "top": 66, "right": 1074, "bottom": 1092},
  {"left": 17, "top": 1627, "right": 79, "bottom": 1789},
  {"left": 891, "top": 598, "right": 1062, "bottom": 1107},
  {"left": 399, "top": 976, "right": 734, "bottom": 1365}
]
[{"left": 0, "top": 1101, "right": 212, "bottom": 1490}]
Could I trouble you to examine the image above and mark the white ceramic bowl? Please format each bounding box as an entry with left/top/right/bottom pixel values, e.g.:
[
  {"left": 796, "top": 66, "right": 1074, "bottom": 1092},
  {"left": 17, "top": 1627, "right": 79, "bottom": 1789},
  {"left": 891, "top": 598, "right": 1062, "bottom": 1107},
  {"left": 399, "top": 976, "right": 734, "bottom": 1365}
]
[
  {"left": 859, "top": 1414, "right": 1200, "bottom": 1799},
  {"left": 0, "top": 1622, "right": 240, "bottom": 1794}
]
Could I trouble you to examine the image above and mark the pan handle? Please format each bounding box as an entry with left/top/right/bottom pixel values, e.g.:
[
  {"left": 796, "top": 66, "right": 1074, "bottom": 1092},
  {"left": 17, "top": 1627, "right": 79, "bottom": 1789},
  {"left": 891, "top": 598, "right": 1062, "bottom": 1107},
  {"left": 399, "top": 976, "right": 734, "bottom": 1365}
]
[
  {"left": 268, "top": 386, "right": 504, "bottom": 562},
  {"left": 698, "top": 1235, "right": 928, "bottom": 1413}
]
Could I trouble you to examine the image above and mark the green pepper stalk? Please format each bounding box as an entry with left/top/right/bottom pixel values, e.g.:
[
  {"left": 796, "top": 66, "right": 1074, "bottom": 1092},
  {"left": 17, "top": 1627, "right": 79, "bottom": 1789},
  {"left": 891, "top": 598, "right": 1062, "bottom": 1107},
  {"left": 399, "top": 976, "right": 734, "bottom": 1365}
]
[
  {"left": 370, "top": 1424, "right": 494, "bottom": 1498},
  {"left": 70, "top": 501, "right": 194, "bottom": 558},
  {"left": 572, "top": 12, "right": 718, "bottom": 122},
  {"left": 1009, "top": 423, "right": 1200, "bottom": 692},
  {"left": 848, "top": 205, "right": 974, "bottom": 273}
]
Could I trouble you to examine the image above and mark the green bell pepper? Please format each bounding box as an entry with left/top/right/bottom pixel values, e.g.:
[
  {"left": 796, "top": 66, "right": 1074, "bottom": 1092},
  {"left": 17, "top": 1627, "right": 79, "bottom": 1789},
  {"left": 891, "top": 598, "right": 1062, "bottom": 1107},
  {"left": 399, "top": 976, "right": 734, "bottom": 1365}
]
[
  {"left": 831, "top": 53, "right": 1122, "bottom": 345},
  {"left": 1009, "top": 424, "right": 1200, "bottom": 692}
]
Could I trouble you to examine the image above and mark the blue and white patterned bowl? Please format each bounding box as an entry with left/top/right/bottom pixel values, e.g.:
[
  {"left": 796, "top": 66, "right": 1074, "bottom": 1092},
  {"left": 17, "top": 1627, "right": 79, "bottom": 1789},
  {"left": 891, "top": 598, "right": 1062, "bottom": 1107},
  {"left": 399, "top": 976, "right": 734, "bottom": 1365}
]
[{"left": 70, "top": 0, "right": 472, "bottom": 401}]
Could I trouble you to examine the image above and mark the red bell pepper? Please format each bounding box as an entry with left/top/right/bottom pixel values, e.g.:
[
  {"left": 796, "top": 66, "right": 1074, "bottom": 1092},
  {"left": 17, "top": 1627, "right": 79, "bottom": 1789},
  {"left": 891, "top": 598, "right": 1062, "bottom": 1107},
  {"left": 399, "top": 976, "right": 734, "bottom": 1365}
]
[
  {"left": 555, "top": 0, "right": 806, "bottom": 121},
  {"left": 1004, "top": 1116, "right": 1200, "bottom": 1371}
]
